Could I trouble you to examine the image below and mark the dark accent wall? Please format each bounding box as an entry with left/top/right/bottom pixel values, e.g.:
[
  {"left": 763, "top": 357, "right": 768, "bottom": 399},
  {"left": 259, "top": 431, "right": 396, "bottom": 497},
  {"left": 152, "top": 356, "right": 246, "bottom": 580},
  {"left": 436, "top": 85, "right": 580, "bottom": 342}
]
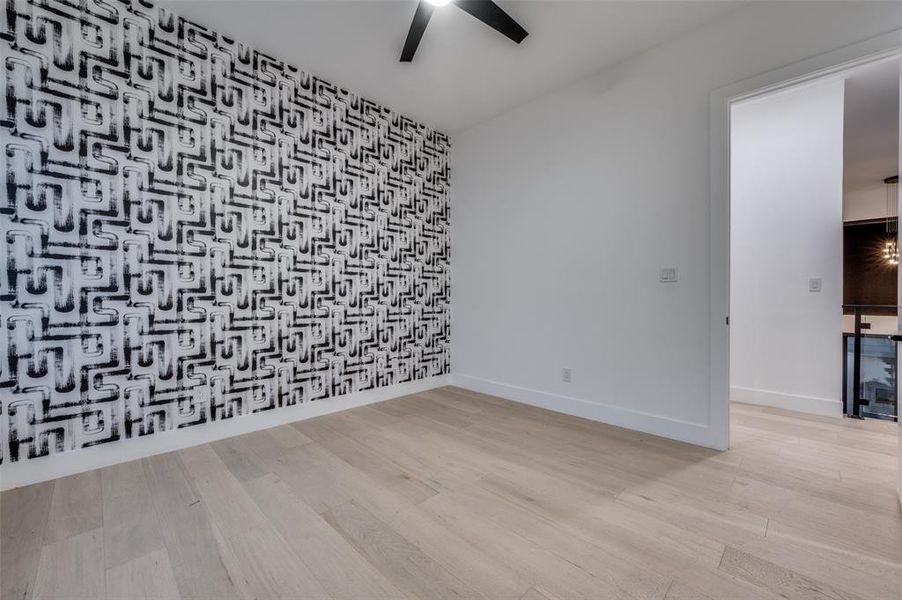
[
  {"left": 843, "top": 220, "right": 897, "bottom": 312},
  {"left": 0, "top": 0, "right": 450, "bottom": 462}
]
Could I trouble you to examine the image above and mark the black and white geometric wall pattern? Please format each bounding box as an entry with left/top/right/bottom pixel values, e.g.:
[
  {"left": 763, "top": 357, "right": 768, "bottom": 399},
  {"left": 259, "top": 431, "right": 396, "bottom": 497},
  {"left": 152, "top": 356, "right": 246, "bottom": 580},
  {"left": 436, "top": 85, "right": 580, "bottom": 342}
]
[{"left": 0, "top": 0, "right": 450, "bottom": 463}]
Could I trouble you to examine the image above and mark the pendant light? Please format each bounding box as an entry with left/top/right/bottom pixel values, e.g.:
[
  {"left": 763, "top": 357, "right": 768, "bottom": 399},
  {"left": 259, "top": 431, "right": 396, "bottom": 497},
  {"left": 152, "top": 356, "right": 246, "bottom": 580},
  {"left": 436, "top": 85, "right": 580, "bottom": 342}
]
[{"left": 883, "top": 175, "right": 899, "bottom": 266}]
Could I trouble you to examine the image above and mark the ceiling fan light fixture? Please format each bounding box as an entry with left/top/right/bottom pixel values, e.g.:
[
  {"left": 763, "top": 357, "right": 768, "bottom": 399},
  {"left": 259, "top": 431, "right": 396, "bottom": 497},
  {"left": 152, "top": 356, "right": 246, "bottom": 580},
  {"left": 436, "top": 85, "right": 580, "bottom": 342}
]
[{"left": 400, "top": 0, "right": 528, "bottom": 62}]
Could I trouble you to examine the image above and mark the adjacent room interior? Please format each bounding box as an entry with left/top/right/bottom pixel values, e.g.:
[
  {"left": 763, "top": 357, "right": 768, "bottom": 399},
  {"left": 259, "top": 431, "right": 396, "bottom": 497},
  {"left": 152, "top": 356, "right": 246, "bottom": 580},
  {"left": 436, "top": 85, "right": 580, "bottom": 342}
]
[
  {"left": 727, "top": 62, "right": 901, "bottom": 588},
  {"left": 731, "top": 58, "right": 901, "bottom": 421},
  {"left": 2, "top": 1, "right": 901, "bottom": 599}
]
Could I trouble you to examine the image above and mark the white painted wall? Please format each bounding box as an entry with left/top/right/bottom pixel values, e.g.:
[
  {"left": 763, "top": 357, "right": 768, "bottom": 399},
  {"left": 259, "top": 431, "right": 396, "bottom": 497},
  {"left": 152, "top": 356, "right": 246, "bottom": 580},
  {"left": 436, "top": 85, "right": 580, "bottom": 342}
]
[
  {"left": 844, "top": 184, "right": 893, "bottom": 222},
  {"left": 451, "top": 2, "right": 902, "bottom": 449},
  {"left": 729, "top": 80, "right": 845, "bottom": 418}
]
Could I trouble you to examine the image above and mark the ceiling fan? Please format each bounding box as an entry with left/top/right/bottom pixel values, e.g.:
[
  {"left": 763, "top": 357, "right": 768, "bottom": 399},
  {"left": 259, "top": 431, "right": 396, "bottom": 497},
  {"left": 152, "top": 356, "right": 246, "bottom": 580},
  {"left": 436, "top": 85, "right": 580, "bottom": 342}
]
[{"left": 400, "top": 0, "right": 528, "bottom": 62}]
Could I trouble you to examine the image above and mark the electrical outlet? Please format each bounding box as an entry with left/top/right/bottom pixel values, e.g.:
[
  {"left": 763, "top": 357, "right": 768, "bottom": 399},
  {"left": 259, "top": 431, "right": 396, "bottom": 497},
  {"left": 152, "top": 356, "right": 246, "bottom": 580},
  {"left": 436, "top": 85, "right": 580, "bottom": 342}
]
[
  {"left": 808, "top": 277, "right": 822, "bottom": 293},
  {"left": 561, "top": 368, "right": 572, "bottom": 383},
  {"left": 660, "top": 267, "right": 678, "bottom": 283}
]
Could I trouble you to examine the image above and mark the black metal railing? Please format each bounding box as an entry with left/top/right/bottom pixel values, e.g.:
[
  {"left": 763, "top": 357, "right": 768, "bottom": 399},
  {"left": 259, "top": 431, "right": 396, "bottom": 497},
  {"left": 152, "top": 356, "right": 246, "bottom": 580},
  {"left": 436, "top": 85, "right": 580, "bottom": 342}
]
[{"left": 842, "top": 304, "right": 899, "bottom": 421}]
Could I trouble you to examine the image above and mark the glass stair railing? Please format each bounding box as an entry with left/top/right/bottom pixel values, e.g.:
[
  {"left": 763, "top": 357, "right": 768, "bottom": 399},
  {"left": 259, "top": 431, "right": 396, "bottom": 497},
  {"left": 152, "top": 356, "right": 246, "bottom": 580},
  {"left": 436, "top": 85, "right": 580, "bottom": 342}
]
[{"left": 842, "top": 304, "right": 899, "bottom": 421}]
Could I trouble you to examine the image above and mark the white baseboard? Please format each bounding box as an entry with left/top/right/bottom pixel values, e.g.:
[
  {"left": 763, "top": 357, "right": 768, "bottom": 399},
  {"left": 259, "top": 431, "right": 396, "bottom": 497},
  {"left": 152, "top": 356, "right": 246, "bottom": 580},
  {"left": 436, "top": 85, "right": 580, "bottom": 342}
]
[
  {"left": 730, "top": 386, "right": 842, "bottom": 418},
  {"left": 0, "top": 375, "right": 450, "bottom": 491},
  {"left": 451, "top": 373, "right": 719, "bottom": 449}
]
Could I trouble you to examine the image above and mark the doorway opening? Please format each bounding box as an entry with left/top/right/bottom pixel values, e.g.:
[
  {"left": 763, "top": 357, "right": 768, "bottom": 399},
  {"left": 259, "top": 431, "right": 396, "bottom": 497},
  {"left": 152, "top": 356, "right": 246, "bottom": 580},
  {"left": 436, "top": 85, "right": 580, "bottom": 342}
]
[
  {"left": 730, "top": 58, "right": 900, "bottom": 424},
  {"left": 726, "top": 54, "right": 900, "bottom": 487},
  {"left": 842, "top": 60, "right": 900, "bottom": 421}
]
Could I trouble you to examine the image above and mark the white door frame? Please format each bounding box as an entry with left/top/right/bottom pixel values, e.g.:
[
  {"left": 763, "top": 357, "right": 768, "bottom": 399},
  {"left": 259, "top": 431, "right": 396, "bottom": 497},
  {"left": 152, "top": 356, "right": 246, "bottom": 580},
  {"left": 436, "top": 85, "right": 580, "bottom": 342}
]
[{"left": 708, "top": 29, "right": 902, "bottom": 460}]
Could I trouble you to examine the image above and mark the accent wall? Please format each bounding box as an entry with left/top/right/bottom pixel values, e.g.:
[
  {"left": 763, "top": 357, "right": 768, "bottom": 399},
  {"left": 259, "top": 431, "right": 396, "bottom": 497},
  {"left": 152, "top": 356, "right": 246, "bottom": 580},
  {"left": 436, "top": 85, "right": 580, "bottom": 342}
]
[{"left": 0, "top": 0, "right": 450, "bottom": 467}]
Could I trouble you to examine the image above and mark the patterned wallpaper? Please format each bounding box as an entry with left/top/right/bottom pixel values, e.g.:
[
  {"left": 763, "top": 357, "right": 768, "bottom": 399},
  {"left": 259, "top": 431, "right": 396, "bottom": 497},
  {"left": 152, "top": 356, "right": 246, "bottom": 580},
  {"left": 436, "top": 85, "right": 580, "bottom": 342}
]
[{"left": 0, "top": 0, "right": 450, "bottom": 463}]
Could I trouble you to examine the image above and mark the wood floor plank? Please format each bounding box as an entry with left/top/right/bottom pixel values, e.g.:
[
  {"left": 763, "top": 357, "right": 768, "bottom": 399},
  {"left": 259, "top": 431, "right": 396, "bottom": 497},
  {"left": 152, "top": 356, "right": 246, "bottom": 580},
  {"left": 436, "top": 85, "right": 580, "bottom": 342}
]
[
  {"left": 733, "top": 531, "right": 902, "bottom": 600},
  {"left": 309, "top": 412, "right": 485, "bottom": 493},
  {"left": 142, "top": 453, "right": 239, "bottom": 600},
  {"left": 422, "top": 484, "right": 672, "bottom": 600},
  {"left": 105, "top": 548, "right": 181, "bottom": 600},
  {"left": 267, "top": 423, "right": 314, "bottom": 449},
  {"left": 212, "top": 524, "right": 331, "bottom": 600},
  {"left": 211, "top": 435, "right": 269, "bottom": 483},
  {"left": 243, "top": 473, "right": 408, "bottom": 600},
  {"left": 0, "top": 480, "right": 54, "bottom": 600},
  {"left": 719, "top": 545, "right": 869, "bottom": 600},
  {"left": 32, "top": 528, "right": 106, "bottom": 600},
  {"left": 419, "top": 487, "right": 633, "bottom": 599},
  {"left": 101, "top": 460, "right": 165, "bottom": 569},
  {"left": 729, "top": 476, "right": 902, "bottom": 562},
  {"left": 177, "top": 444, "right": 269, "bottom": 537},
  {"left": 416, "top": 388, "right": 486, "bottom": 414},
  {"left": 664, "top": 565, "right": 781, "bottom": 600},
  {"left": 337, "top": 472, "right": 532, "bottom": 599},
  {"left": 322, "top": 499, "right": 487, "bottom": 600},
  {"left": 263, "top": 442, "right": 361, "bottom": 513},
  {"left": 238, "top": 427, "right": 297, "bottom": 462},
  {"left": 616, "top": 482, "right": 769, "bottom": 541},
  {"left": 572, "top": 494, "right": 729, "bottom": 572},
  {"left": 2, "top": 388, "right": 899, "bottom": 600},
  {"left": 293, "top": 416, "right": 439, "bottom": 504},
  {"left": 520, "top": 586, "right": 563, "bottom": 600},
  {"left": 402, "top": 413, "right": 630, "bottom": 497},
  {"left": 42, "top": 471, "right": 102, "bottom": 544},
  {"left": 262, "top": 427, "right": 530, "bottom": 598}
]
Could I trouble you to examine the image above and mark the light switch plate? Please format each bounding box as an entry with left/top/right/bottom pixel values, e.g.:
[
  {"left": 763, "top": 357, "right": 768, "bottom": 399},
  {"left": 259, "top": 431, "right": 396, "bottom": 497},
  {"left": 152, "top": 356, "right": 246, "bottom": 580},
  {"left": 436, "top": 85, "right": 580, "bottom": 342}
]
[
  {"left": 808, "top": 277, "right": 822, "bottom": 292},
  {"left": 660, "top": 267, "right": 678, "bottom": 283}
]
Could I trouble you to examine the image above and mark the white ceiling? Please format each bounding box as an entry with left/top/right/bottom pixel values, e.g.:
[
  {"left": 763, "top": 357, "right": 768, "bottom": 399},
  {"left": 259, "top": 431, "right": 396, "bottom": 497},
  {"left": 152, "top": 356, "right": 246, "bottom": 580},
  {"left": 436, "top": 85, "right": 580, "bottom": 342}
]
[
  {"left": 843, "top": 59, "right": 899, "bottom": 195},
  {"left": 162, "top": 0, "right": 744, "bottom": 133}
]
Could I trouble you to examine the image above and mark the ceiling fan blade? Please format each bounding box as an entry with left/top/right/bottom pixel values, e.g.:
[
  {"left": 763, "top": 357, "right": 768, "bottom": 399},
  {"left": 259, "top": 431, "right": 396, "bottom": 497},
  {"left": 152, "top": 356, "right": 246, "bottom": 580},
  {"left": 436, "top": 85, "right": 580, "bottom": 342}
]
[
  {"left": 400, "top": 1, "right": 435, "bottom": 62},
  {"left": 454, "top": 0, "right": 528, "bottom": 44}
]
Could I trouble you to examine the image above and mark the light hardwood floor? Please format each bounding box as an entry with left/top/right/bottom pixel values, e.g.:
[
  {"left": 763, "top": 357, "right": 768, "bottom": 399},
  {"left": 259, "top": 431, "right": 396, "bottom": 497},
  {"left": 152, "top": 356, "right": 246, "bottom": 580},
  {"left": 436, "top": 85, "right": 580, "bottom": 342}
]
[{"left": 2, "top": 386, "right": 900, "bottom": 600}]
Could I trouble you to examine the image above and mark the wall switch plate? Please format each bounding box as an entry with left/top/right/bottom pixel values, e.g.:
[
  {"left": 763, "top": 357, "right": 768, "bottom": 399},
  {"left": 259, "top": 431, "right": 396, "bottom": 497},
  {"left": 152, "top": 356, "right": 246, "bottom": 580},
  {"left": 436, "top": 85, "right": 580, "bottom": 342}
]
[
  {"left": 660, "top": 267, "right": 678, "bottom": 283},
  {"left": 808, "top": 277, "right": 822, "bottom": 292},
  {"left": 561, "top": 368, "right": 572, "bottom": 383}
]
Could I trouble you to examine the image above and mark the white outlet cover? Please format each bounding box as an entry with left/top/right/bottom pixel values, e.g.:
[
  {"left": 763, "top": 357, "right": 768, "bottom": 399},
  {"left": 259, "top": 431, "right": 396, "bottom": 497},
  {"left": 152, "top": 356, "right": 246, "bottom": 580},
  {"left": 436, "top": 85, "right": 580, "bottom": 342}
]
[
  {"left": 808, "top": 277, "right": 822, "bottom": 292},
  {"left": 561, "top": 368, "right": 571, "bottom": 383}
]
